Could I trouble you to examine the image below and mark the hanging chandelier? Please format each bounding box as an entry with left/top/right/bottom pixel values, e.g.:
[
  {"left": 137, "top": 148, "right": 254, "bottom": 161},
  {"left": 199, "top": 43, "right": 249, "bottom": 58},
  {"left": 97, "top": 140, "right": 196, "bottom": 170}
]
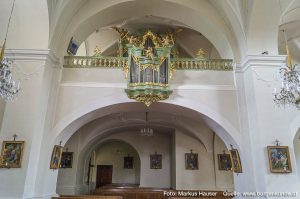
[
  {"left": 273, "top": 44, "right": 300, "bottom": 109},
  {"left": 140, "top": 127, "right": 154, "bottom": 136},
  {"left": 0, "top": 0, "right": 20, "bottom": 101},
  {"left": 273, "top": 1, "right": 300, "bottom": 110},
  {"left": 140, "top": 112, "right": 154, "bottom": 136}
]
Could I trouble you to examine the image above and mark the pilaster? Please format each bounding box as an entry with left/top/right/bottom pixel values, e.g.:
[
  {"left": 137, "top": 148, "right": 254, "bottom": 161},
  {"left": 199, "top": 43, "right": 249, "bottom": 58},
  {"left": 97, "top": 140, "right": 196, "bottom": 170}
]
[
  {"left": 0, "top": 49, "right": 62, "bottom": 199},
  {"left": 235, "top": 55, "right": 300, "bottom": 194}
]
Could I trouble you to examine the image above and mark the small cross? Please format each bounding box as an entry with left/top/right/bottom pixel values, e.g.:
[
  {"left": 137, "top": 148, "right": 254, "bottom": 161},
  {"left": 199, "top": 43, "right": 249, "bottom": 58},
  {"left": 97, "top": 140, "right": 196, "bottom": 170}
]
[
  {"left": 12, "top": 134, "right": 17, "bottom": 141},
  {"left": 230, "top": 144, "right": 234, "bottom": 150},
  {"left": 59, "top": 141, "right": 62, "bottom": 146},
  {"left": 190, "top": 149, "right": 193, "bottom": 154},
  {"left": 275, "top": 139, "right": 280, "bottom": 146}
]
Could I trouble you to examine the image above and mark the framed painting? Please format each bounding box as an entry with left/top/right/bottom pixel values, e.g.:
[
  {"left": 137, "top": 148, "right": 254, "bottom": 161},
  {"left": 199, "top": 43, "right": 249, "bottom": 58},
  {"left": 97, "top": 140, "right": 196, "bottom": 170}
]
[
  {"left": 0, "top": 141, "right": 25, "bottom": 168},
  {"left": 124, "top": 156, "right": 133, "bottom": 169},
  {"left": 229, "top": 149, "right": 242, "bottom": 173},
  {"left": 185, "top": 152, "right": 198, "bottom": 170},
  {"left": 50, "top": 145, "right": 63, "bottom": 169},
  {"left": 218, "top": 154, "right": 232, "bottom": 171},
  {"left": 267, "top": 146, "right": 292, "bottom": 173},
  {"left": 150, "top": 153, "right": 162, "bottom": 169},
  {"left": 60, "top": 152, "right": 73, "bottom": 168}
]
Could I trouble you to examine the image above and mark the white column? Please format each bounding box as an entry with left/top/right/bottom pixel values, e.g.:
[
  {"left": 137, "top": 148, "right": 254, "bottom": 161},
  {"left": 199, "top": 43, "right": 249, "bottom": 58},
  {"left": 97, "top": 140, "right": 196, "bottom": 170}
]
[
  {"left": 0, "top": 49, "right": 62, "bottom": 199},
  {"left": 235, "top": 55, "right": 300, "bottom": 195}
]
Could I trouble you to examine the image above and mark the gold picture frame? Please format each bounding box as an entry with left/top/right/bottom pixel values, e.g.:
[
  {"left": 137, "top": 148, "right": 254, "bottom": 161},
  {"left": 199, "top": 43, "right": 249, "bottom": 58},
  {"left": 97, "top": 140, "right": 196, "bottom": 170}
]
[
  {"left": 0, "top": 141, "right": 25, "bottom": 168},
  {"left": 267, "top": 146, "right": 292, "bottom": 173},
  {"left": 50, "top": 145, "right": 63, "bottom": 169},
  {"left": 229, "top": 149, "right": 242, "bottom": 173}
]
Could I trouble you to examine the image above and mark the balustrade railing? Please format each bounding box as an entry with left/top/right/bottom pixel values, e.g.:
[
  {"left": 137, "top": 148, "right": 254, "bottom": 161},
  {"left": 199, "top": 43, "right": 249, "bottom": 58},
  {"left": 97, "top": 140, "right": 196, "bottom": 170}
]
[{"left": 64, "top": 56, "right": 233, "bottom": 71}]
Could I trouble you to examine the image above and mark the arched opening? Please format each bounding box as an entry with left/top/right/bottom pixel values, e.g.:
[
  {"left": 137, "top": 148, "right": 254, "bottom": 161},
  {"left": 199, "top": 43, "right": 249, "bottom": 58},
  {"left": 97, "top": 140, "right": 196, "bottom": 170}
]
[
  {"left": 57, "top": 139, "right": 141, "bottom": 194},
  {"left": 52, "top": 102, "right": 240, "bottom": 195}
]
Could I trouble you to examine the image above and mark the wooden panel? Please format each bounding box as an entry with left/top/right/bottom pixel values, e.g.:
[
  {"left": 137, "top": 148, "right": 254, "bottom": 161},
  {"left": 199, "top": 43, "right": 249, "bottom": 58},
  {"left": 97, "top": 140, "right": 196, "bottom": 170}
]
[
  {"left": 93, "top": 188, "right": 233, "bottom": 199},
  {"left": 52, "top": 196, "right": 122, "bottom": 199},
  {"left": 96, "top": 165, "right": 113, "bottom": 188}
]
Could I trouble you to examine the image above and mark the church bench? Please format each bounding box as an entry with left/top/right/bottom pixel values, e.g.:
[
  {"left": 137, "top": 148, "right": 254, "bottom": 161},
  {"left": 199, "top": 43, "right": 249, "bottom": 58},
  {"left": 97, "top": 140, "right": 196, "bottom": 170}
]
[
  {"left": 93, "top": 188, "right": 232, "bottom": 199},
  {"left": 52, "top": 196, "right": 122, "bottom": 199}
]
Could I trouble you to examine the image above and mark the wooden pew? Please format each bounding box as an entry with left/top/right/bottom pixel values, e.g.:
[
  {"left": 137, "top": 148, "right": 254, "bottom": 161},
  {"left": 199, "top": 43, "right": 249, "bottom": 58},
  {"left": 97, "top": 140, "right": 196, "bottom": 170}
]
[
  {"left": 52, "top": 196, "right": 122, "bottom": 199},
  {"left": 93, "top": 187, "right": 233, "bottom": 199}
]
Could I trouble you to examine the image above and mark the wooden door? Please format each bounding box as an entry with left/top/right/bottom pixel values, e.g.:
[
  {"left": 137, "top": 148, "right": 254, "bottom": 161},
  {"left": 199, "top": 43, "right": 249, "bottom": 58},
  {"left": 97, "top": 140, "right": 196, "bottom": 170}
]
[{"left": 96, "top": 165, "right": 113, "bottom": 188}]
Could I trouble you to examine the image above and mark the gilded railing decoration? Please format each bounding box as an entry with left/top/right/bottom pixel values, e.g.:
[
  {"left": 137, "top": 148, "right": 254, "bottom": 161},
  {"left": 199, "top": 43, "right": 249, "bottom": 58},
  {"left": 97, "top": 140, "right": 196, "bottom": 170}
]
[
  {"left": 170, "top": 59, "right": 233, "bottom": 71},
  {"left": 63, "top": 29, "right": 234, "bottom": 106},
  {"left": 64, "top": 56, "right": 233, "bottom": 71},
  {"left": 64, "top": 56, "right": 127, "bottom": 68}
]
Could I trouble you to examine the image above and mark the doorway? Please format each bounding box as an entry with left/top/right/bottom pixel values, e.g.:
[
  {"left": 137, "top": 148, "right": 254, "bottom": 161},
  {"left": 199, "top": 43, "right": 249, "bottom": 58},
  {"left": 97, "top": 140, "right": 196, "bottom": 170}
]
[{"left": 96, "top": 165, "right": 113, "bottom": 188}]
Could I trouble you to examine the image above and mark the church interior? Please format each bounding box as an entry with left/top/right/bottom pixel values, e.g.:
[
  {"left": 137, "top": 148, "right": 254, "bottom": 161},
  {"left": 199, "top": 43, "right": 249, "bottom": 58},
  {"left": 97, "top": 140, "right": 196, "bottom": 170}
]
[{"left": 0, "top": 0, "right": 300, "bottom": 199}]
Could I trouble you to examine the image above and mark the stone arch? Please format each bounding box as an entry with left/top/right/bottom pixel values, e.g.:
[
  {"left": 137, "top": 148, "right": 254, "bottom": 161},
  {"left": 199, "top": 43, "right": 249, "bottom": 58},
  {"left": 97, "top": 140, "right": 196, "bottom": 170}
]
[
  {"left": 44, "top": 93, "right": 247, "bottom": 194},
  {"left": 51, "top": 94, "right": 241, "bottom": 149},
  {"left": 77, "top": 138, "right": 142, "bottom": 193}
]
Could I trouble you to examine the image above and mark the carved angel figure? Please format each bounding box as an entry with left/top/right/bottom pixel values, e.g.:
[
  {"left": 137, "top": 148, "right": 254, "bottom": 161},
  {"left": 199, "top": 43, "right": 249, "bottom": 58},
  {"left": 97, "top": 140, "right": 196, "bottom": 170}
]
[
  {"left": 93, "top": 46, "right": 102, "bottom": 56},
  {"left": 196, "top": 48, "right": 206, "bottom": 58},
  {"left": 145, "top": 47, "right": 154, "bottom": 60},
  {"left": 162, "top": 35, "right": 174, "bottom": 46},
  {"left": 162, "top": 35, "right": 171, "bottom": 46},
  {"left": 127, "top": 35, "right": 137, "bottom": 44}
]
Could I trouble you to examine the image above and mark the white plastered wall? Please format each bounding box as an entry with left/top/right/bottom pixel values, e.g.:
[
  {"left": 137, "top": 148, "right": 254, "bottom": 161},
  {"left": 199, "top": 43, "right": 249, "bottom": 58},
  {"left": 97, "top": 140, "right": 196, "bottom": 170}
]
[
  {"left": 235, "top": 55, "right": 300, "bottom": 195},
  {"left": 94, "top": 141, "right": 140, "bottom": 185},
  {"left": 293, "top": 129, "right": 300, "bottom": 183},
  {"left": 175, "top": 129, "right": 233, "bottom": 191},
  {"left": 1, "top": 0, "right": 300, "bottom": 198}
]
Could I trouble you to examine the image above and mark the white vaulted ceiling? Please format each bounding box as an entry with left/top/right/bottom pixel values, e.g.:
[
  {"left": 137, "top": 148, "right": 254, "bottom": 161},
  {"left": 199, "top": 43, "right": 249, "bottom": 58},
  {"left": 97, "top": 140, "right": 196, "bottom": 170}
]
[
  {"left": 78, "top": 16, "right": 221, "bottom": 59},
  {"left": 47, "top": 0, "right": 246, "bottom": 60},
  {"left": 278, "top": 0, "right": 300, "bottom": 62}
]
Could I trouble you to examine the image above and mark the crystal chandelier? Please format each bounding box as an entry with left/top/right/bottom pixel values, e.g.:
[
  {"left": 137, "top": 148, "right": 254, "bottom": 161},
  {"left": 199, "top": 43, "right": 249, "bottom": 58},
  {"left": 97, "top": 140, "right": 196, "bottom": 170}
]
[
  {"left": 273, "top": 35, "right": 300, "bottom": 109},
  {"left": 0, "top": 0, "right": 19, "bottom": 101},
  {"left": 140, "top": 112, "right": 154, "bottom": 136},
  {"left": 0, "top": 57, "right": 20, "bottom": 101}
]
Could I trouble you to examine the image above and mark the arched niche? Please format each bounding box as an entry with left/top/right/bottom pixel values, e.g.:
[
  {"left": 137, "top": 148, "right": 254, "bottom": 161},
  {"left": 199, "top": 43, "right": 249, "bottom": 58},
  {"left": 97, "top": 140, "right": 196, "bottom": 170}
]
[{"left": 57, "top": 139, "right": 141, "bottom": 195}]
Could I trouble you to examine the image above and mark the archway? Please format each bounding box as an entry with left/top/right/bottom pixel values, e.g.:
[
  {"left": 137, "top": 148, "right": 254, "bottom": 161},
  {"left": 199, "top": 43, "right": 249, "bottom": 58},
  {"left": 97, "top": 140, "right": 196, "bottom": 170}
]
[
  {"left": 48, "top": 101, "right": 243, "bottom": 195},
  {"left": 57, "top": 139, "right": 141, "bottom": 195}
]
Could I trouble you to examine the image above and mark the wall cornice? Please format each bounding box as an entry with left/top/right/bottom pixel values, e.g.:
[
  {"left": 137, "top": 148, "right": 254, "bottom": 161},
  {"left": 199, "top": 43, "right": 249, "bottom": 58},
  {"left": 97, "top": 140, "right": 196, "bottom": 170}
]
[
  {"left": 60, "top": 82, "right": 236, "bottom": 91},
  {"left": 235, "top": 55, "right": 286, "bottom": 73},
  {"left": 4, "top": 49, "right": 62, "bottom": 68}
]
